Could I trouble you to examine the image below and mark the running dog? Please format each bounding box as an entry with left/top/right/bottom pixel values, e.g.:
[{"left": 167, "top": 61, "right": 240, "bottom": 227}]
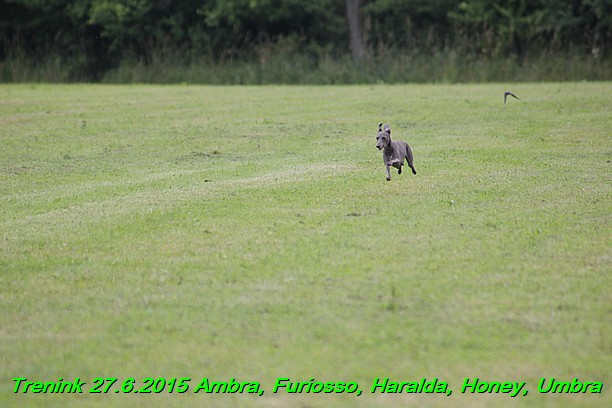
[{"left": 375, "top": 122, "right": 417, "bottom": 181}]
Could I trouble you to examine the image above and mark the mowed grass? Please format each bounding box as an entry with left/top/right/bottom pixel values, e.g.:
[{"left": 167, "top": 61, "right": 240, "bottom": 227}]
[{"left": 0, "top": 83, "right": 610, "bottom": 407}]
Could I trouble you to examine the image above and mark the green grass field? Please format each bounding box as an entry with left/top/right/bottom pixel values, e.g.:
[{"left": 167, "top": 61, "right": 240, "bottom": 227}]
[{"left": 1, "top": 83, "right": 610, "bottom": 407}]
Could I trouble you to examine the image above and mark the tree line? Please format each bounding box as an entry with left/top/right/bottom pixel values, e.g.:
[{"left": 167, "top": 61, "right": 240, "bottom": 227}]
[{"left": 1, "top": 0, "right": 610, "bottom": 81}]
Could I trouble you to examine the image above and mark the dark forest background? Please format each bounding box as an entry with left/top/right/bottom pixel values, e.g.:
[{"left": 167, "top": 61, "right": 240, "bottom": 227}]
[{"left": 1, "top": 0, "right": 610, "bottom": 83}]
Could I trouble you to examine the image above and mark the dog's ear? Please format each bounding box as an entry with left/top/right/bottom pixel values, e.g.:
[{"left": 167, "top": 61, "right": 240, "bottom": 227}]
[
  {"left": 384, "top": 124, "right": 391, "bottom": 134},
  {"left": 378, "top": 122, "right": 383, "bottom": 132}
]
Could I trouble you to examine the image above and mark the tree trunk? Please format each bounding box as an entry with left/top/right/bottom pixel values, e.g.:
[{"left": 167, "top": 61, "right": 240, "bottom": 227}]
[{"left": 346, "top": 0, "right": 367, "bottom": 62}]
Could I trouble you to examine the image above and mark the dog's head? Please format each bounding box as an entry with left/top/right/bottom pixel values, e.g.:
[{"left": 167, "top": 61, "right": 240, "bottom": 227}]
[{"left": 376, "top": 122, "right": 391, "bottom": 150}]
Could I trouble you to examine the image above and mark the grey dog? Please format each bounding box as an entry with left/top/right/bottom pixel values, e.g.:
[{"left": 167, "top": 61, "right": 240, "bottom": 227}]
[{"left": 375, "top": 122, "right": 417, "bottom": 181}]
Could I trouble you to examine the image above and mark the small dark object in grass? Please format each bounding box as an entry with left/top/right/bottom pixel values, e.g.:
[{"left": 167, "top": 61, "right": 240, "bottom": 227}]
[{"left": 504, "top": 91, "right": 520, "bottom": 104}]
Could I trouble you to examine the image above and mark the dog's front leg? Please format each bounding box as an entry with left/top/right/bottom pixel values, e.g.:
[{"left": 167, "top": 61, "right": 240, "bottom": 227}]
[{"left": 385, "top": 163, "right": 391, "bottom": 181}]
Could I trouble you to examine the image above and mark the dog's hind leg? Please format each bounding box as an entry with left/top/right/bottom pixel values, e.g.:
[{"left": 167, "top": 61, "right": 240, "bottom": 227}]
[{"left": 405, "top": 144, "right": 417, "bottom": 175}]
